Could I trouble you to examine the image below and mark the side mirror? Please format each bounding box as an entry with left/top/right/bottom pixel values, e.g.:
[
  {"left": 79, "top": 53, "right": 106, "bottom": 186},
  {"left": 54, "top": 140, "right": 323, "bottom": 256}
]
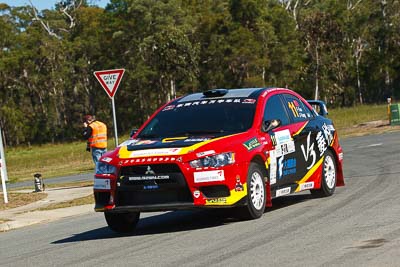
[
  {"left": 307, "top": 100, "right": 328, "bottom": 117},
  {"left": 262, "top": 119, "right": 281, "bottom": 132},
  {"left": 130, "top": 129, "right": 138, "bottom": 137}
]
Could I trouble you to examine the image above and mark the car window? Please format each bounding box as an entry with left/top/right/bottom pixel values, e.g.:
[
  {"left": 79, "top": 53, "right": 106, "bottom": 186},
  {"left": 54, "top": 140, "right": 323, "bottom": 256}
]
[
  {"left": 264, "top": 94, "right": 290, "bottom": 126},
  {"left": 283, "top": 94, "right": 314, "bottom": 122}
]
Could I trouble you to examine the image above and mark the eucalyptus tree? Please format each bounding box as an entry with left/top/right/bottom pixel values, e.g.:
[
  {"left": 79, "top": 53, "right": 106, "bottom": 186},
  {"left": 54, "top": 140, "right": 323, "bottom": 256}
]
[{"left": 103, "top": 0, "right": 199, "bottom": 128}]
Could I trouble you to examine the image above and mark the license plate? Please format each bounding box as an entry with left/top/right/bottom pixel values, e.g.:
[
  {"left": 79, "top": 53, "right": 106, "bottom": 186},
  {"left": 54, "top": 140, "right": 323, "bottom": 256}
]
[{"left": 94, "top": 178, "right": 111, "bottom": 189}]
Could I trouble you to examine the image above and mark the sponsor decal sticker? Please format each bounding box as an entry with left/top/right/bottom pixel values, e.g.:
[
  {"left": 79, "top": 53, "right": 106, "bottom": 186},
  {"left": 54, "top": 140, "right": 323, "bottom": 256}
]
[
  {"left": 275, "top": 140, "right": 295, "bottom": 157},
  {"left": 162, "top": 105, "right": 175, "bottom": 111},
  {"left": 271, "top": 135, "right": 277, "bottom": 146},
  {"left": 243, "top": 98, "right": 256, "bottom": 104},
  {"left": 101, "top": 157, "right": 112, "bottom": 163},
  {"left": 316, "top": 131, "right": 327, "bottom": 156},
  {"left": 194, "top": 170, "right": 225, "bottom": 183},
  {"left": 269, "top": 150, "right": 277, "bottom": 185},
  {"left": 135, "top": 140, "right": 157, "bottom": 145},
  {"left": 206, "top": 197, "right": 227, "bottom": 204},
  {"left": 274, "top": 129, "right": 291, "bottom": 145},
  {"left": 130, "top": 148, "right": 181, "bottom": 157},
  {"left": 301, "top": 132, "right": 316, "bottom": 170},
  {"left": 196, "top": 150, "right": 216, "bottom": 157},
  {"left": 322, "top": 123, "right": 334, "bottom": 144},
  {"left": 235, "top": 176, "right": 244, "bottom": 191},
  {"left": 162, "top": 137, "right": 187, "bottom": 143},
  {"left": 94, "top": 179, "right": 111, "bottom": 190},
  {"left": 276, "top": 187, "right": 291, "bottom": 197},
  {"left": 288, "top": 100, "right": 307, "bottom": 118},
  {"left": 143, "top": 184, "right": 159, "bottom": 190},
  {"left": 299, "top": 181, "right": 314, "bottom": 191},
  {"left": 278, "top": 158, "right": 297, "bottom": 179},
  {"left": 243, "top": 138, "right": 261, "bottom": 151},
  {"left": 184, "top": 138, "right": 210, "bottom": 142},
  {"left": 119, "top": 139, "right": 139, "bottom": 147},
  {"left": 193, "top": 190, "right": 201, "bottom": 198},
  {"left": 288, "top": 101, "right": 299, "bottom": 117},
  {"left": 129, "top": 175, "right": 170, "bottom": 181}
]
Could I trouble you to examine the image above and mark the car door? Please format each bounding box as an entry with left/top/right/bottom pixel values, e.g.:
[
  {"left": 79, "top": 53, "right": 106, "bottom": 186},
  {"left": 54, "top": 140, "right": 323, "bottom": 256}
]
[
  {"left": 281, "top": 93, "right": 320, "bottom": 186},
  {"left": 262, "top": 94, "right": 296, "bottom": 190}
]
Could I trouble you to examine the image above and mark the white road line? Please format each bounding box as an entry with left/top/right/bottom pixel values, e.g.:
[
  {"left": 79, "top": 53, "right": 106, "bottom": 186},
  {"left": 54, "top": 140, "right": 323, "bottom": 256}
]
[{"left": 365, "top": 143, "right": 383, "bottom": 148}]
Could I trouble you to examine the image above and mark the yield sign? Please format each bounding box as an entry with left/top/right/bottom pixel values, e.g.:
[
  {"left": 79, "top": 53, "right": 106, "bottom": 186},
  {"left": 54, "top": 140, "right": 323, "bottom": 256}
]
[{"left": 94, "top": 68, "right": 125, "bottom": 98}]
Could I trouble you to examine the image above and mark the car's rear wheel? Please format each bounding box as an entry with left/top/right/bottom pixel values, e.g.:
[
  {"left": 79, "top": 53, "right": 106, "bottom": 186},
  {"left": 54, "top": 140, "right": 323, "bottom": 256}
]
[
  {"left": 105, "top": 211, "right": 140, "bottom": 233},
  {"left": 237, "top": 162, "right": 266, "bottom": 220},
  {"left": 311, "top": 150, "right": 337, "bottom": 197}
]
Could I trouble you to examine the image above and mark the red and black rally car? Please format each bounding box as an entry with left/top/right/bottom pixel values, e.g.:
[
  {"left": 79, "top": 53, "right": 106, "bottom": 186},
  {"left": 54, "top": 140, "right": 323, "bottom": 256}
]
[{"left": 94, "top": 88, "right": 344, "bottom": 233}]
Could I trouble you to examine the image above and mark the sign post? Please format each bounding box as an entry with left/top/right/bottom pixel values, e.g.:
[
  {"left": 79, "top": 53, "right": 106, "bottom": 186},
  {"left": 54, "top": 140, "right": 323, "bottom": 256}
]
[
  {"left": 94, "top": 68, "right": 125, "bottom": 147},
  {"left": 0, "top": 127, "right": 8, "bottom": 204}
]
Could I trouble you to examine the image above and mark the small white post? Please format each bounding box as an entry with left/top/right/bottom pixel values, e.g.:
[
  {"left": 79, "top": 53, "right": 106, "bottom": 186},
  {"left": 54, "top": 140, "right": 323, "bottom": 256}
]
[
  {"left": 0, "top": 127, "right": 8, "bottom": 204},
  {"left": 111, "top": 97, "right": 119, "bottom": 147}
]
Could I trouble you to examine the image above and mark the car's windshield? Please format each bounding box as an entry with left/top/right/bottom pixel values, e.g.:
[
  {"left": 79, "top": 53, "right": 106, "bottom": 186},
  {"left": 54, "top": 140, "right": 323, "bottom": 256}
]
[{"left": 137, "top": 98, "right": 257, "bottom": 139}]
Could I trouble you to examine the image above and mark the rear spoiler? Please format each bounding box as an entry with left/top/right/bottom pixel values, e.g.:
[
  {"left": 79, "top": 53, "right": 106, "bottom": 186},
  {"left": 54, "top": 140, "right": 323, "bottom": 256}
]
[{"left": 307, "top": 100, "right": 328, "bottom": 117}]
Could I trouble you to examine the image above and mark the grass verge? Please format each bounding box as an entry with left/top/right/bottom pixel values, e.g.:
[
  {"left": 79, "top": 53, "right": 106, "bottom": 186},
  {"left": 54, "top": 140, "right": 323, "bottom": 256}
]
[
  {"left": 0, "top": 192, "right": 47, "bottom": 211},
  {"left": 4, "top": 135, "right": 128, "bottom": 183},
  {"left": 37, "top": 194, "right": 94, "bottom": 211},
  {"left": 328, "top": 104, "right": 389, "bottom": 129},
  {"left": 328, "top": 104, "right": 392, "bottom": 138},
  {"left": 0, "top": 218, "right": 10, "bottom": 224}
]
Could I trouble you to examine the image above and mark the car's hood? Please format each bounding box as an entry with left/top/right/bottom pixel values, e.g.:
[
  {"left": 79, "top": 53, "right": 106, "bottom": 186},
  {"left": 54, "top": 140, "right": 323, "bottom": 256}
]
[{"left": 117, "top": 133, "right": 247, "bottom": 159}]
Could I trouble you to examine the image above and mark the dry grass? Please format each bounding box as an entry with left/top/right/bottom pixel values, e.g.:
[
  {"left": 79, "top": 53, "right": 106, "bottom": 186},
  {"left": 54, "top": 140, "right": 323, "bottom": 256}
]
[
  {"left": 0, "top": 218, "right": 10, "bottom": 223},
  {"left": 328, "top": 104, "right": 400, "bottom": 138},
  {"left": 329, "top": 104, "right": 389, "bottom": 128},
  {"left": 0, "top": 192, "right": 47, "bottom": 210},
  {"left": 337, "top": 121, "right": 400, "bottom": 138},
  {"left": 37, "top": 194, "right": 94, "bottom": 211}
]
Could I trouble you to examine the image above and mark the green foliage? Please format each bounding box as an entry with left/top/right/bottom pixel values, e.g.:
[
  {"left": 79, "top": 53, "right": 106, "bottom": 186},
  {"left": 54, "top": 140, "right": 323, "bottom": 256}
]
[{"left": 1, "top": 0, "right": 400, "bottom": 146}]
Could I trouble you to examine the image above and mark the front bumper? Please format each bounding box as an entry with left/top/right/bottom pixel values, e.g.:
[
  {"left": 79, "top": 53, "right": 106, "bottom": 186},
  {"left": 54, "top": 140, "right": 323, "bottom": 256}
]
[{"left": 94, "top": 161, "right": 249, "bottom": 212}]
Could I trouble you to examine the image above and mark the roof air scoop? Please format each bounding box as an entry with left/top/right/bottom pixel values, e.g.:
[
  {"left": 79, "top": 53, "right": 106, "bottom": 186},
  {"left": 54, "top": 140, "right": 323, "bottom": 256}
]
[{"left": 203, "top": 89, "right": 228, "bottom": 97}]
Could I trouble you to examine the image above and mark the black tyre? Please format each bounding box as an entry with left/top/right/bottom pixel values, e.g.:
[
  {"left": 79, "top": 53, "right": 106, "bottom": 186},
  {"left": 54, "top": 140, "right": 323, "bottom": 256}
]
[
  {"left": 105, "top": 211, "right": 140, "bottom": 233},
  {"left": 311, "top": 150, "right": 337, "bottom": 197},
  {"left": 237, "top": 162, "right": 266, "bottom": 220}
]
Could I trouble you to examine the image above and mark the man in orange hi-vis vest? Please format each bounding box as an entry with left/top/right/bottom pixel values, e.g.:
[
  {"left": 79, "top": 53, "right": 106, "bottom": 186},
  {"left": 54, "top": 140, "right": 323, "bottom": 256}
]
[{"left": 82, "top": 115, "right": 107, "bottom": 169}]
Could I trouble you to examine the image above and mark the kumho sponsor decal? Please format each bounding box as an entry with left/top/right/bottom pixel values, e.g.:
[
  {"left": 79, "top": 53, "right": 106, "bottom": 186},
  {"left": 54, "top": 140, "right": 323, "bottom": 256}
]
[{"left": 243, "top": 138, "right": 261, "bottom": 151}]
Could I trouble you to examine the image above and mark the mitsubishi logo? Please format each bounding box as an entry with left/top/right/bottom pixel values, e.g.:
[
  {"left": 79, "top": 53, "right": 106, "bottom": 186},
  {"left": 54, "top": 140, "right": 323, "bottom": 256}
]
[{"left": 145, "top": 166, "right": 155, "bottom": 175}]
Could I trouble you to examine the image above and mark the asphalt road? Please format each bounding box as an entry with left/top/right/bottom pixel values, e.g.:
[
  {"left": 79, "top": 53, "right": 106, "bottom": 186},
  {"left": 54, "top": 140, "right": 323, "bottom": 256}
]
[
  {"left": 7, "top": 173, "right": 93, "bottom": 189},
  {"left": 1, "top": 132, "right": 400, "bottom": 267}
]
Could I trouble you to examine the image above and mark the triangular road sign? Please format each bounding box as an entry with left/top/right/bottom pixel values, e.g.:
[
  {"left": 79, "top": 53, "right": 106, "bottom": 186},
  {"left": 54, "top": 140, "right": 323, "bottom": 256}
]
[{"left": 94, "top": 68, "right": 125, "bottom": 98}]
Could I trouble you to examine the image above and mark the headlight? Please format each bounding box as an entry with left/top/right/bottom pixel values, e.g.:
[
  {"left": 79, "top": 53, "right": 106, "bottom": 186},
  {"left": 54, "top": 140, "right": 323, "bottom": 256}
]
[
  {"left": 96, "top": 162, "right": 117, "bottom": 174},
  {"left": 190, "top": 152, "right": 235, "bottom": 168}
]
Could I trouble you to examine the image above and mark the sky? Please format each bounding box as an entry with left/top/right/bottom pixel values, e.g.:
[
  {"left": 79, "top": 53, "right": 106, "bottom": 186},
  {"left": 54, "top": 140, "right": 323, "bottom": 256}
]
[{"left": 1, "top": 0, "right": 110, "bottom": 10}]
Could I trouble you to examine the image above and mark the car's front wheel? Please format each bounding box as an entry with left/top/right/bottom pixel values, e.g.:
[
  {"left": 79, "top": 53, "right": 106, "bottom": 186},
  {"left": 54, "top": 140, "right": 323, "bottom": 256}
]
[
  {"left": 105, "top": 211, "right": 140, "bottom": 233},
  {"left": 237, "top": 162, "right": 266, "bottom": 220},
  {"left": 311, "top": 150, "right": 337, "bottom": 197}
]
